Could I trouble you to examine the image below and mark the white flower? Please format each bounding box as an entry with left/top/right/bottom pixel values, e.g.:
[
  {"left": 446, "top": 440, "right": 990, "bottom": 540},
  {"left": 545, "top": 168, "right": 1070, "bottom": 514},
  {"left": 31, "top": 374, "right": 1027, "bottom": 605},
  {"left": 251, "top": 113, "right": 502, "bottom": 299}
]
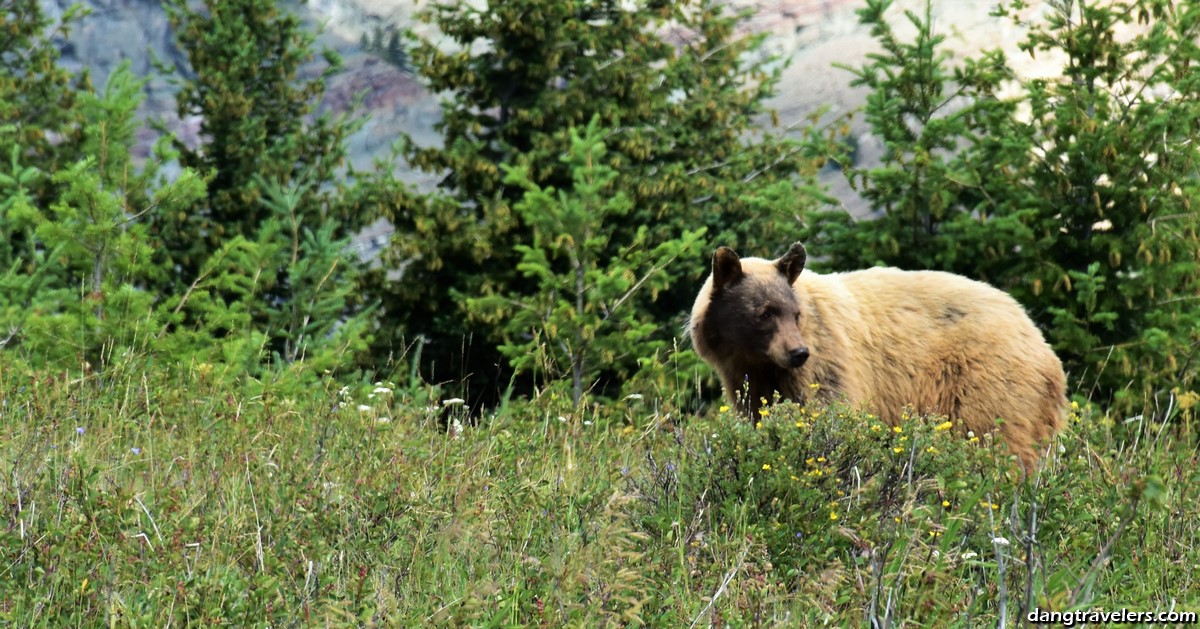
[
  {"left": 373, "top": 386, "right": 392, "bottom": 395},
  {"left": 624, "top": 393, "right": 644, "bottom": 401},
  {"left": 992, "top": 537, "right": 1010, "bottom": 547},
  {"left": 442, "top": 398, "right": 466, "bottom": 407},
  {"left": 357, "top": 405, "right": 371, "bottom": 412},
  {"left": 962, "top": 551, "right": 978, "bottom": 560}
]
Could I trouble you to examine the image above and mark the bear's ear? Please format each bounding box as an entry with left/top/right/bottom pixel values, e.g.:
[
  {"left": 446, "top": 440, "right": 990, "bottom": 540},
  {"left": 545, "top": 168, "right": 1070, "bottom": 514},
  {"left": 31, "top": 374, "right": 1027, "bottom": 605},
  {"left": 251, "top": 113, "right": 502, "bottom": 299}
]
[
  {"left": 776, "top": 242, "right": 807, "bottom": 285},
  {"left": 712, "top": 246, "right": 744, "bottom": 290}
]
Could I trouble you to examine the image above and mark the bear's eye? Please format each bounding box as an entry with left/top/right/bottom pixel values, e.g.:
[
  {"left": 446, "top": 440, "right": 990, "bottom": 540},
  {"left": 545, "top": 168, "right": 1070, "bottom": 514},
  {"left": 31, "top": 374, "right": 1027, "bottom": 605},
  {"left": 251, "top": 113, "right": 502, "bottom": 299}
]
[{"left": 758, "top": 308, "right": 774, "bottom": 321}]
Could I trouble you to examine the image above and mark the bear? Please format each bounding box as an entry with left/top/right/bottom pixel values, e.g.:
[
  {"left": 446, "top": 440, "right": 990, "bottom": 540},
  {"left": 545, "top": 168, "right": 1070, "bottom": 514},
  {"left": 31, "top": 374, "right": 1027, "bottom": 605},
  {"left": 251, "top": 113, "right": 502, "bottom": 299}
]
[{"left": 688, "top": 242, "right": 1066, "bottom": 468}]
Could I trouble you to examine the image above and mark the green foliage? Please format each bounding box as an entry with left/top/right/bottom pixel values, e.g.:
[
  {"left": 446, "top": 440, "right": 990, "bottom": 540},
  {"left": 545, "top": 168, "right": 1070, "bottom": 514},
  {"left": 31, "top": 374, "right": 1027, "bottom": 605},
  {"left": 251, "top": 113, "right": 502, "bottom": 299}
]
[
  {"left": 136, "top": 0, "right": 375, "bottom": 377},
  {"left": 1, "top": 63, "right": 206, "bottom": 367},
  {"left": 467, "top": 117, "right": 705, "bottom": 405},
  {"left": 368, "top": 0, "right": 824, "bottom": 404},
  {"left": 803, "top": 0, "right": 1200, "bottom": 415},
  {"left": 0, "top": 0, "right": 91, "bottom": 200},
  {"left": 155, "top": 0, "right": 368, "bottom": 290}
]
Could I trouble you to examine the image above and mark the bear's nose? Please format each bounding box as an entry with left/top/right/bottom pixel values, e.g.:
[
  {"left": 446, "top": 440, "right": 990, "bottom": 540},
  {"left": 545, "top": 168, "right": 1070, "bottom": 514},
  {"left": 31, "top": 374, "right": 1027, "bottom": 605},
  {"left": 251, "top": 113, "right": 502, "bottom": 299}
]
[{"left": 788, "top": 347, "right": 810, "bottom": 368}]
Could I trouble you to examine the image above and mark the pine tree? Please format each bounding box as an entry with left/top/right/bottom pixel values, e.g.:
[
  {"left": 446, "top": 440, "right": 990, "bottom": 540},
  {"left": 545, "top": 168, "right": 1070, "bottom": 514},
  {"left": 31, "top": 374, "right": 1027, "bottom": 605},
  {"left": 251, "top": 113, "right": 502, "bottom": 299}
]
[
  {"left": 804, "top": 0, "right": 1200, "bottom": 414},
  {"left": 467, "top": 116, "right": 705, "bottom": 405},
  {"left": 154, "top": 0, "right": 366, "bottom": 289},
  {"left": 0, "top": 0, "right": 91, "bottom": 263},
  {"left": 367, "top": 0, "right": 824, "bottom": 403},
  {"left": 152, "top": 0, "right": 374, "bottom": 371},
  {"left": 3, "top": 63, "right": 206, "bottom": 366}
]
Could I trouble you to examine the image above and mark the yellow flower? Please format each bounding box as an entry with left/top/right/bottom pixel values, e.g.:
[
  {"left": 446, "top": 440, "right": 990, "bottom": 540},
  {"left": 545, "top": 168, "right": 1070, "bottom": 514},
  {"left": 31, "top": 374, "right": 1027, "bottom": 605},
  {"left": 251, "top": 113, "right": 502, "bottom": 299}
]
[
  {"left": 829, "top": 512, "right": 838, "bottom": 521},
  {"left": 806, "top": 458, "right": 816, "bottom": 466},
  {"left": 1070, "top": 400, "right": 1080, "bottom": 410},
  {"left": 816, "top": 457, "right": 826, "bottom": 463},
  {"left": 934, "top": 420, "right": 954, "bottom": 431},
  {"left": 756, "top": 421, "right": 763, "bottom": 429},
  {"left": 762, "top": 463, "right": 772, "bottom": 471},
  {"left": 942, "top": 500, "right": 950, "bottom": 508},
  {"left": 968, "top": 436, "right": 980, "bottom": 443},
  {"left": 926, "top": 446, "right": 938, "bottom": 453},
  {"left": 871, "top": 424, "right": 883, "bottom": 431},
  {"left": 719, "top": 405, "right": 731, "bottom": 413},
  {"left": 893, "top": 447, "right": 903, "bottom": 453},
  {"left": 758, "top": 407, "right": 769, "bottom": 417},
  {"left": 790, "top": 475, "right": 800, "bottom": 482},
  {"left": 794, "top": 421, "right": 805, "bottom": 429},
  {"left": 809, "top": 382, "right": 821, "bottom": 391},
  {"left": 892, "top": 426, "right": 903, "bottom": 434}
]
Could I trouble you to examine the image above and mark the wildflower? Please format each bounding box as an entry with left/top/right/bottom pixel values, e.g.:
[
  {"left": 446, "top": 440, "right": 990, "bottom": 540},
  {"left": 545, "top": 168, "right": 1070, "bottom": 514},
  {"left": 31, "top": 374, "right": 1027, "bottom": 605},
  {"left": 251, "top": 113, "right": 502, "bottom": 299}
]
[
  {"left": 762, "top": 464, "right": 772, "bottom": 471},
  {"left": 892, "top": 426, "right": 903, "bottom": 434},
  {"left": 756, "top": 421, "right": 763, "bottom": 430},
  {"left": 621, "top": 425, "right": 634, "bottom": 435},
  {"left": 871, "top": 424, "right": 882, "bottom": 432},
  {"left": 942, "top": 500, "right": 950, "bottom": 508},
  {"left": 809, "top": 382, "right": 821, "bottom": 391},
  {"left": 443, "top": 398, "right": 466, "bottom": 407},
  {"left": 829, "top": 512, "right": 838, "bottom": 521},
  {"left": 76, "top": 426, "right": 85, "bottom": 435},
  {"left": 992, "top": 537, "right": 1010, "bottom": 546},
  {"left": 934, "top": 420, "right": 953, "bottom": 431},
  {"left": 790, "top": 475, "right": 799, "bottom": 482},
  {"left": 719, "top": 405, "right": 731, "bottom": 413},
  {"left": 131, "top": 447, "right": 141, "bottom": 455},
  {"left": 357, "top": 405, "right": 371, "bottom": 412},
  {"left": 926, "top": 446, "right": 938, "bottom": 453},
  {"left": 893, "top": 447, "right": 903, "bottom": 453},
  {"left": 624, "top": 393, "right": 644, "bottom": 401},
  {"left": 794, "top": 421, "right": 805, "bottom": 429},
  {"left": 758, "top": 407, "right": 769, "bottom": 417},
  {"left": 1070, "top": 400, "right": 1080, "bottom": 410},
  {"left": 968, "top": 436, "right": 980, "bottom": 443},
  {"left": 373, "top": 386, "right": 392, "bottom": 396}
]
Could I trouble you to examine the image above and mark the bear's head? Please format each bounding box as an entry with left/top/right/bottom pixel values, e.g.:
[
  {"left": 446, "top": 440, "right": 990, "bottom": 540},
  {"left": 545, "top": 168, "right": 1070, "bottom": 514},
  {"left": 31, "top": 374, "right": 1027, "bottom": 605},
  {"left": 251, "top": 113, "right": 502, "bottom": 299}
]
[{"left": 689, "top": 242, "right": 811, "bottom": 373}]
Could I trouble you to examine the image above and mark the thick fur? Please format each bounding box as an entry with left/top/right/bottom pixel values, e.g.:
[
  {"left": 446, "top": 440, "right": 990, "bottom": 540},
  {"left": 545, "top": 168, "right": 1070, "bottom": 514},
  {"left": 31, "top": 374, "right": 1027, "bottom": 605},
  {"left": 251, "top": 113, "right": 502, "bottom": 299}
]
[{"left": 689, "top": 242, "right": 1066, "bottom": 468}]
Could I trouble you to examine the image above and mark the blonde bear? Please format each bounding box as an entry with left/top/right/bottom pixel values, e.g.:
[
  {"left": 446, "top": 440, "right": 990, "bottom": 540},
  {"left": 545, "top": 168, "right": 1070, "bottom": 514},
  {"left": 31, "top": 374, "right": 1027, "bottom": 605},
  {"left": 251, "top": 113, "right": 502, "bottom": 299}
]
[{"left": 689, "top": 242, "right": 1066, "bottom": 467}]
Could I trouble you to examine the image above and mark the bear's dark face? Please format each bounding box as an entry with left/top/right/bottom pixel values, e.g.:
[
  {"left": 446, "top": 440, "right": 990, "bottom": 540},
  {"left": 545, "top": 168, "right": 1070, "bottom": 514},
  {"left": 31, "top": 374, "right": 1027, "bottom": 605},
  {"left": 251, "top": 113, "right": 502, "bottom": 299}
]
[{"left": 700, "top": 244, "right": 811, "bottom": 371}]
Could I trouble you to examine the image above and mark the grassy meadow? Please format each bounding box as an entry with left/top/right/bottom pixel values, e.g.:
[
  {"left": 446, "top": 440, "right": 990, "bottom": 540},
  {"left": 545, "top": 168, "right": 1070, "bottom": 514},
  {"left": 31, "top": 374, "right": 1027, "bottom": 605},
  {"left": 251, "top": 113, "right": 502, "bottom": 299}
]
[{"left": 2, "top": 357, "right": 1199, "bottom": 626}]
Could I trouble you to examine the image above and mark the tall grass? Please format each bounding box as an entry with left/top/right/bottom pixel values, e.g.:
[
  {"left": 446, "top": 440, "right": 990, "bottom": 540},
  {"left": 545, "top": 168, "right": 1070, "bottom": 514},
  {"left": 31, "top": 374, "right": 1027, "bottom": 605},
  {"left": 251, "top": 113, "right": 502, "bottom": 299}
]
[{"left": 2, "top": 358, "right": 1198, "bottom": 625}]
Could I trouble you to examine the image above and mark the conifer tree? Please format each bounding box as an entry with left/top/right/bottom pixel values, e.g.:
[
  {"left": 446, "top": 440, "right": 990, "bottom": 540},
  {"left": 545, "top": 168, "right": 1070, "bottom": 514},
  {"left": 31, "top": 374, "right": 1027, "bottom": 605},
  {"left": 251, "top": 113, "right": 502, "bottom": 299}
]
[
  {"left": 368, "top": 0, "right": 824, "bottom": 402},
  {"left": 154, "top": 0, "right": 366, "bottom": 289},
  {"left": 804, "top": 0, "right": 1200, "bottom": 413},
  {"left": 152, "top": 0, "right": 374, "bottom": 370},
  {"left": 0, "top": 0, "right": 91, "bottom": 260}
]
